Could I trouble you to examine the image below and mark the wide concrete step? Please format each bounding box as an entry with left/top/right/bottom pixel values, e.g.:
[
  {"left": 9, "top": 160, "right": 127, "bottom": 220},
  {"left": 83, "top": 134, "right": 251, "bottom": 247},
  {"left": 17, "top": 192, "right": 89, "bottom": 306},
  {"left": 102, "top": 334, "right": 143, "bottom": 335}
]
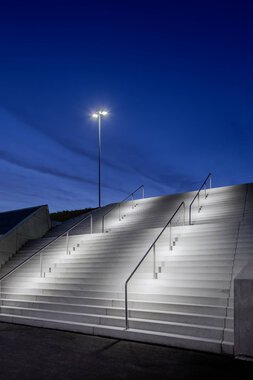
[
  {"left": 17, "top": 266, "right": 134, "bottom": 274},
  {"left": 17, "top": 264, "right": 234, "bottom": 276},
  {"left": 175, "top": 242, "right": 237, "bottom": 248},
  {"left": 0, "top": 293, "right": 229, "bottom": 316},
  {"left": 1, "top": 286, "right": 229, "bottom": 305},
  {"left": 161, "top": 266, "right": 232, "bottom": 274},
  {"left": 2, "top": 287, "right": 228, "bottom": 308},
  {"left": 18, "top": 263, "right": 134, "bottom": 271},
  {"left": 128, "top": 318, "right": 225, "bottom": 340},
  {"left": 74, "top": 238, "right": 237, "bottom": 248},
  {"left": 9, "top": 275, "right": 231, "bottom": 289},
  {"left": 170, "top": 248, "right": 235, "bottom": 254},
  {"left": 165, "top": 254, "right": 234, "bottom": 261},
  {"left": 17, "top": 257, "right": 139, "bottom": 265},
  {"left": 0, "top": 305, "right": 226, "bottom": 340},
  {"left": 177, "top": 235, "right": 237, "bottom": 241},
  {"left": 0, "top": 313, "right": 225, "bottom": 354},
  {"left": 161, "top": 260, "right": 233, "bottom": 267},
  {"left": 0, "top": 299, "right": 229, "bottom": 328},
  {"left": 18, "top": 268, "right": 233, "bottom": 278},
  {"left": 157, "top": 273, "right": 232, "bottom": 281},
  {"left": 130, "top": 278, "right": 230, "bottom": 289}
]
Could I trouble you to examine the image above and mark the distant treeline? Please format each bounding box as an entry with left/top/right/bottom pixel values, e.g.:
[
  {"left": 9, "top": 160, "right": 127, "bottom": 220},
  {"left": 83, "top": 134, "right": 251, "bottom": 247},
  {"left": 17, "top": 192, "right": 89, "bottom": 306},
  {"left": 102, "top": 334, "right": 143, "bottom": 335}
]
[{"left": 50, "top": 208, "right": 96, "bottom": 223}]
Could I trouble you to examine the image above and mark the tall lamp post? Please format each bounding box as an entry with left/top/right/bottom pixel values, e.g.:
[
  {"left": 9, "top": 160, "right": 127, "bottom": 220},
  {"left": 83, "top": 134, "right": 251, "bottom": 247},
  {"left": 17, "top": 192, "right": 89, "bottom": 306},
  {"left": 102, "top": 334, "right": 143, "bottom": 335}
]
[{"left": 92, "top": 110, "right": 108, "bottom": 208}]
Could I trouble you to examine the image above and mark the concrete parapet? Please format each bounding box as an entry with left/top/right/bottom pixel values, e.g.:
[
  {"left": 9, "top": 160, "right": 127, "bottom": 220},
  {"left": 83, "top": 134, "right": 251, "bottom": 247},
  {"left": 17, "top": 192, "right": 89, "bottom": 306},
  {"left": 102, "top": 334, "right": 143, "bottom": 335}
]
[
  {"left": 0, "top": 205, "right": 51, "bottom": 268},
  {"left": 234, "top": 264, "right": 253, "bottom": 360}
]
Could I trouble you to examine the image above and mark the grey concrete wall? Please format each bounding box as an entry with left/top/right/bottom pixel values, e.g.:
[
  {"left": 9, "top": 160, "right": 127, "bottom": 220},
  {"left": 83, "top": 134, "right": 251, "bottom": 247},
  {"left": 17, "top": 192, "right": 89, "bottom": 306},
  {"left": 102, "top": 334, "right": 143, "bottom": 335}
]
[
  {"left": 0, "top": 206, "right": 51, "bottom": 268},
  {"left": 234, "top": 264, "right": 253, "bottom": 360}
]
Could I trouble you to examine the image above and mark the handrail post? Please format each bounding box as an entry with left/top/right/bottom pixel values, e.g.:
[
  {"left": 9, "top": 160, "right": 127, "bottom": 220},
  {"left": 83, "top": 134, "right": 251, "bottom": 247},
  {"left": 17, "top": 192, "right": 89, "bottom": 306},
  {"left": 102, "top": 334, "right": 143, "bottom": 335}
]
[
  {"left": 153, "top": 244, "right": 157, "bottom": 279},
  {"left": 169, "top": 222, "right": 172, "bottom": 250},
  {"left": 210, "top": 175, "right": 212, "bottom": 189},
  {"left": 198, "top": 193, "right": 200, "bottom": 212},
  {"left": 102, "top": 216, "right": 104, "bottom": 233},
  {"left": 131, "top": 193, "right": 134, "bottom": 209},
  {"left": 90, "top": 214, "right": 93, "bottom": 234},
  {"left": 16, "top": 231, "right": 18, "bottom": 253},
  {"left": 183, "top": 202, "right": 185, "bottom": 225},
  {"left": 125, "top": 283, "right": 128, "bottom": 329},
  {"left": 40, "top": 251, "right": 43, "bottom": 277},
  {"left": 66, "top": 232, "right": 69, "bottom": 255},
  {"left": 119, "top": 204, "right": 121, "bottom": 221},
  {"left": 142, "top": 186, "right": 144, "bottom": 199},
  {"left": 189, "top": 204, "right": 192, "bottom": 225}
]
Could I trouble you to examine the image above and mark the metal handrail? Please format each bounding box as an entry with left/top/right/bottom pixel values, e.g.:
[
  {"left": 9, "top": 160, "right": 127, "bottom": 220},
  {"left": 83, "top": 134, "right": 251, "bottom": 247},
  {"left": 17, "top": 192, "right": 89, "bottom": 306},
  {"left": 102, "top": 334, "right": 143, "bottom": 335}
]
[
  {"left": 124, "top": 201, "right": 185, "bottom": 329},
  {"left": 189, "top": 173, "right": 212, "bottom": 225},
  {"left": 0, "top": 210, "right": 95, "bottom": 283},
  {"left": 102, "top": 185, "right": 144, "bottom": 232}
]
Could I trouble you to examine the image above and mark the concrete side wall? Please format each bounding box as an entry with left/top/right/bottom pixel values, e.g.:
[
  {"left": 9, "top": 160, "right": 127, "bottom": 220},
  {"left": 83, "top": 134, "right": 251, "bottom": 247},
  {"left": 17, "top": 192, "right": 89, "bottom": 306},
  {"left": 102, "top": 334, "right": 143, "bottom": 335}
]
[
  {"left": 0, "top": 206, "right": 51, "bottom": 268},
  {"left": 234, "top": 264, "right": 253, "bottom": 360}
]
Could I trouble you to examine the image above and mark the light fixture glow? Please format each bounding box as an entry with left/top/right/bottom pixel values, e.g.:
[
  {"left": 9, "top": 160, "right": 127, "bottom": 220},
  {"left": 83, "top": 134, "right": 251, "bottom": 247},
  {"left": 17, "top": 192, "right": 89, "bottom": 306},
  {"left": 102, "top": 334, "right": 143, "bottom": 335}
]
[{"left": 92, "top": 110, "right": 109, "bottom": 117}]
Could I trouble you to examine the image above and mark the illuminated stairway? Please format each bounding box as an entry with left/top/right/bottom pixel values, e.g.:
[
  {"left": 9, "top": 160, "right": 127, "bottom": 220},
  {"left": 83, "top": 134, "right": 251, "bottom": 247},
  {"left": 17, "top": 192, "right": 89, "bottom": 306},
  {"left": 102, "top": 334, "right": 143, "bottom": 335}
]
[{"left": 0, "top": 183, "right": 252, "bottom": 355}]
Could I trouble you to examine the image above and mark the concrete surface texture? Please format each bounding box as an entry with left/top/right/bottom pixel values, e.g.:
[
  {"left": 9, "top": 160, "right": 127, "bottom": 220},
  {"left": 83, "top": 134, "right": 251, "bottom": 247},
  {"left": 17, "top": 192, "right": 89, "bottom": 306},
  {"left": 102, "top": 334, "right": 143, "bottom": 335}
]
[
  {"left": 235, "top": 263, "right": 253, "bottom": 359},
  {"left": 0, "top": 322, "right": 253, "bottom": 380},
  {"left": 0, "top": 205, "right": 51, "bottom": 268},
  {"left": 0, "top": 183, "right": 253, "bottom": 356},
  {"left": 0, "top": 206, "right": 45, "bottom": 234}
]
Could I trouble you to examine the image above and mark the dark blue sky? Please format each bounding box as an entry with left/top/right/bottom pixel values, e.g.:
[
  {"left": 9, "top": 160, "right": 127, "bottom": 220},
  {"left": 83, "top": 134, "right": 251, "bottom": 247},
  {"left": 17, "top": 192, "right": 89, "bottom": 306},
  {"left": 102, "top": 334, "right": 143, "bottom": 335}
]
[{"left": 0, "top": 0, "right": 252, "bottom": 212}]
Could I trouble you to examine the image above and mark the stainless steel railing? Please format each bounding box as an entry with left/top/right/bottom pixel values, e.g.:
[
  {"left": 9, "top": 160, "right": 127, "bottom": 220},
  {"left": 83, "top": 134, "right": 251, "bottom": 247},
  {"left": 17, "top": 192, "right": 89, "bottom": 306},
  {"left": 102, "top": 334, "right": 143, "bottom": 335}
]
[
  {"left": 40, "top": 213, "right": 93, "bottom": 277},
  {"left": 189, "top": 173, "right": 212, "bottom": 225},
  {"left": 101, "top": 185, "right": 144, "bottom": 232},
  {"left": 0, "top": 184, "right": 145, "bottom": 285},
  {"left": 0, "top": 210, "right": 95, "bottom": 285},
  {"left": 124, "top": 201, "right": 185, "bottom": 329}
]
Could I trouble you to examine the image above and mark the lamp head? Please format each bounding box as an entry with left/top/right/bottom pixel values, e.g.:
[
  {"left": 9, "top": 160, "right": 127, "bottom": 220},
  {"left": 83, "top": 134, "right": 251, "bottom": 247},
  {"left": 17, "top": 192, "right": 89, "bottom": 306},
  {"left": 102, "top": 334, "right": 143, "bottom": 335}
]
[{"left": 92, "top": 110, "right": 109, "bottom": 118}]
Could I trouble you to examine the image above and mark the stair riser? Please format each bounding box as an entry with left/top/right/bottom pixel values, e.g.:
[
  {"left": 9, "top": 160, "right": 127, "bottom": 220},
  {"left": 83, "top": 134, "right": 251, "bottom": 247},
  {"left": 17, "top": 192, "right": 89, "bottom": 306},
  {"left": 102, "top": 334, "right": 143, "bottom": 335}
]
[
  {"left": 0, "top": 294, "right": 228, "bottom": 315},
  {"left": 8, "top": 276, "right": 231, "bottom": 289},
  {"left": 0, "top": 300, "right": 227, "bottom": 327},
  {"left": 0, "top": 306, "right": 224, "bottom": 340},
  {"left": 0, "top": 314, "right": 225, "bottom": 355},
  {"left": 1, "top": 287, "right": 229, "bottom": 305},
  {"left": 128, "top": 320, "right": 223, "bottom": 340}
]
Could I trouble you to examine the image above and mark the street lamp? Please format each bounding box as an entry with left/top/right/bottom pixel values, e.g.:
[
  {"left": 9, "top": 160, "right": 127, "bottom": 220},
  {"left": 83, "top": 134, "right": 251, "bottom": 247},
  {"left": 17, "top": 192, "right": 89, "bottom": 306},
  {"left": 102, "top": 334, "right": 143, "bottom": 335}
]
[{"left": 92, "top": 110, "right": 108, "bottom": 208}]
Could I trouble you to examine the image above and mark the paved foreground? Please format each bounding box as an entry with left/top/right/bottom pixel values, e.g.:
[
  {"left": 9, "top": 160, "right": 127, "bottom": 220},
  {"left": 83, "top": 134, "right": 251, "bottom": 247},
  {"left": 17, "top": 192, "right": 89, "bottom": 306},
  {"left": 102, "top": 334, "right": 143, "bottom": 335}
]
[{"left": 0, "top": 323, "right": 252, "bottom": 380}]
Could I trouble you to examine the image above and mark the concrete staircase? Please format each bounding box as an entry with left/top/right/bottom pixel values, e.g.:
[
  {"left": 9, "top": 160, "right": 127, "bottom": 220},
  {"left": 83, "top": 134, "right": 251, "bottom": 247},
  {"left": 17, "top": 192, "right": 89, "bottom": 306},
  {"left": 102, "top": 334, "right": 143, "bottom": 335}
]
[{"left": 0, "top": 183, "right": 252, "bottom": 355}]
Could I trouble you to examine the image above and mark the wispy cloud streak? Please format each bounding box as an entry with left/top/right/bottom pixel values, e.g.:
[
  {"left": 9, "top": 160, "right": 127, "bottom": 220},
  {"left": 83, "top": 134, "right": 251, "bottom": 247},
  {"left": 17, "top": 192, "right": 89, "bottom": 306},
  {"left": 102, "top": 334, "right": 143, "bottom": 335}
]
[
  {"left": 1, "top": 104, "right": 197, "bottom": 193},
  {"left": 0, "top": 149, "right": 126, "bottom": 194}
]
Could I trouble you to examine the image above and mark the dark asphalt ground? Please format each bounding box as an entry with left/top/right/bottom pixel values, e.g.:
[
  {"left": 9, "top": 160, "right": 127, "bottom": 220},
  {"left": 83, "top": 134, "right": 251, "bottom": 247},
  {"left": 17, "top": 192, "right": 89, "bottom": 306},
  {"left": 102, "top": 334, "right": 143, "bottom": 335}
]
[{"left": 0, "top": 322, "right": 252, "bottom": 380}]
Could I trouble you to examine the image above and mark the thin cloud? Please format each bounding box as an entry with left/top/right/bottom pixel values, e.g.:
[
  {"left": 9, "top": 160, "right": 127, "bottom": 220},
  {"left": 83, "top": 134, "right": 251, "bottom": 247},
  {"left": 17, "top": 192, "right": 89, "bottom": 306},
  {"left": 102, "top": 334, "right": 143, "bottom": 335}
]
[
  {"left": 0, "top": 104, "right": 132, "bottom": 174},
  {"left": 1, "top": 104, "right": 198, "bottom": 192},
  {"left": 108, "top": 140, "right": 198, "bottom": 192},
  {"left": 135, "top": 166, "right": 197, "bottom": 193},
  {"left": 0, "top": 149, "right": 126, "bottom": 194}
]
